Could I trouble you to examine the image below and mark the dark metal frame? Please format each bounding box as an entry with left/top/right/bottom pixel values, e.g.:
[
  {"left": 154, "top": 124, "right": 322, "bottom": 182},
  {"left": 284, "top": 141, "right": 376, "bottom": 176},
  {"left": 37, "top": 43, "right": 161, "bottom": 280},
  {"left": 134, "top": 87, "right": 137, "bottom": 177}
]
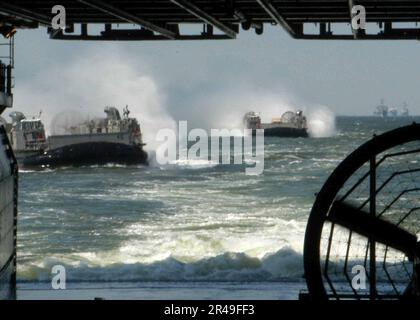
[
  {"left": 304, "top": 123, "right": 420, "bottom": 300},
  {"left": 170, "top": 0, "right": 238, "bottom": 39},
  {"left": 2, "top": 1, "right": 420, "bottom": 41},
  {"left": 76, "top": 0, "right": 177, "bottom": 39},
  {"left": 0, "top": 125, "right": 18, "bottom": 300},
  {"left": 0, "top": 1, "right": 51, "bottom": 26},
  {"left": 255, "top": 0, "right": 298, "bottom": 38}
]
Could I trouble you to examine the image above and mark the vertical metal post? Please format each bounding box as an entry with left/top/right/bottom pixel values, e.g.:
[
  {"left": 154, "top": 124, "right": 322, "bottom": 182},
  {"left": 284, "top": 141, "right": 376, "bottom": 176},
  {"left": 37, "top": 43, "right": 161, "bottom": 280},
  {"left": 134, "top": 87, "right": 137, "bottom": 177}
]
[
  {"left": 11, "top": 151, "right": 18, "bottom": 300},
  {"left": 413, "top": 255, "right": 420, "bottom": 298},
  {"left": 6, "top": 64, "right": 12, "bottom": 95},
  {"left": 9, "top": 37, "right": 14, "bottom": 68},
  {"left": 0, "top": 63, "right": 5, "bottom": 92},
  {"left": 370, "top": 156, "right": 377, "bottom": 299}
]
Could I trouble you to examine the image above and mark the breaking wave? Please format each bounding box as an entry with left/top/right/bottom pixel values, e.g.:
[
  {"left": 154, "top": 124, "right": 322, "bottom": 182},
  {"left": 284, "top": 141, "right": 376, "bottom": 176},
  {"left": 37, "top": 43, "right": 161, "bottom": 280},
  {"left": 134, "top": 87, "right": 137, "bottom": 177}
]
[{"left": 18, "top": 248, "right": 303, "bottom": 283}]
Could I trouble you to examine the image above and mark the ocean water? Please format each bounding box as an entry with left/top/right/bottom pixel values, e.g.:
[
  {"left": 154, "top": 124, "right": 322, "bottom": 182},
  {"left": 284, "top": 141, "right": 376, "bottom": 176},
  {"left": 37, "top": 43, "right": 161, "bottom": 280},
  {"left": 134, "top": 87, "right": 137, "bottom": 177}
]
[{"left": 16, "top": 116, "right": 420, "bottom": 299}]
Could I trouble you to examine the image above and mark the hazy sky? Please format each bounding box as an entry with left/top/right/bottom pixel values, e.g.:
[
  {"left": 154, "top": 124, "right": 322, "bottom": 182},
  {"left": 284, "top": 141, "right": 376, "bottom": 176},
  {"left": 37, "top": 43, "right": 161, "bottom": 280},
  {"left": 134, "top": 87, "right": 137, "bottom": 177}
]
[{"left": 10, "top": 25, "right": 420, "bottom": 128}]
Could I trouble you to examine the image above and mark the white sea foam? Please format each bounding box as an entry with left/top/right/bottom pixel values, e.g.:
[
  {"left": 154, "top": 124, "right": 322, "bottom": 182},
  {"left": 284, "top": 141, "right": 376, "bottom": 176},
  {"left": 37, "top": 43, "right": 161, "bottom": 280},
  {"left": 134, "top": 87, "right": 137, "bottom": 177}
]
[{"left": 168, "top": 159, "right": 219, "bottom": 169}]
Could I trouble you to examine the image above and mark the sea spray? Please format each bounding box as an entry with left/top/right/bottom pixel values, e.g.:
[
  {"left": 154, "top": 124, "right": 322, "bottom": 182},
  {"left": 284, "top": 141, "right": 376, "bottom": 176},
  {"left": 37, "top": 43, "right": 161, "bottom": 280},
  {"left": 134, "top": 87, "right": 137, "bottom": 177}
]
[
  {"left": 307, "top": 107, "right": 336, "bottom": 138},
  {"left": 170, "top": 86, "right": 296, "bottom": 130},
  {"left": 174, "top": 86, "right": 336, "bottom": 140},
  {"left": 14, "top": 48, "right": 176, "bottom": 151}
]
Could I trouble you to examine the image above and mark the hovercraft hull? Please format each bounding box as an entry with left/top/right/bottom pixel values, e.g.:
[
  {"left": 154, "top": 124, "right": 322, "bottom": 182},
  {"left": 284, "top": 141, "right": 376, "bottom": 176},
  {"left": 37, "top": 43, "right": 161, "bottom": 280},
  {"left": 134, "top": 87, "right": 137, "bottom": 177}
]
[
  {"left": 253, "top": 127, "right": 308, "bottom": 138},
  {"left": 19, "top": 142, "right": 148, "bottom": 168}
]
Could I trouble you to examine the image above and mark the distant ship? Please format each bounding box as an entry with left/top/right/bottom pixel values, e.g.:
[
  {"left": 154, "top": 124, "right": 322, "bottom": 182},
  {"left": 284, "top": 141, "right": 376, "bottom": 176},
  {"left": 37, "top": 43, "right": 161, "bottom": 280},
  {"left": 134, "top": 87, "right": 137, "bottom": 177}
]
[
  {"left": 7, "top": 106, "right": 148, "bottom": 167},
  {"left": 401, "top": 102, "right": 410, "bottom": 117},
  {"left": 373, "top": 99, "right": 411, "bottom": 117},
  {"left": 244, "top": 110, "right": 308, "bottom": 137},
  {"left": 373, "top": 99, "right": 389, "bottom": 117}
]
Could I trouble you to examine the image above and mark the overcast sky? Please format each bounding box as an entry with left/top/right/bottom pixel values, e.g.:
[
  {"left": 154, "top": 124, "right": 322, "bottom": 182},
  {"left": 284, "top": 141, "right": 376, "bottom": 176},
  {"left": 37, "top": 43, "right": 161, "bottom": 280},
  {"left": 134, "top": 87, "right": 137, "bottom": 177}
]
[{"left": 9, "top": 25, "right": 420, "bottom": 129}]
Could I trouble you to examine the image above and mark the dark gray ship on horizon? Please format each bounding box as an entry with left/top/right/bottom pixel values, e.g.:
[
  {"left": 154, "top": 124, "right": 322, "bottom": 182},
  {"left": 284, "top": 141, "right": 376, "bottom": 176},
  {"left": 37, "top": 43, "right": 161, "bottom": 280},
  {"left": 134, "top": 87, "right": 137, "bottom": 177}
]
[{"left": 7, "top": 106, "right": 148, "bottom": 168}]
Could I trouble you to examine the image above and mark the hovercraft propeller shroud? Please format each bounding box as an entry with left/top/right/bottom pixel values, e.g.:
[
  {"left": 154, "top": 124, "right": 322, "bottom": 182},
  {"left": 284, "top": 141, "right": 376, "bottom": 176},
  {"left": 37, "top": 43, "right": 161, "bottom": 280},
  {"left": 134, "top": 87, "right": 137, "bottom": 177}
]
[{"left": 303, "top": 123, "right": 420, "bottom": 300}]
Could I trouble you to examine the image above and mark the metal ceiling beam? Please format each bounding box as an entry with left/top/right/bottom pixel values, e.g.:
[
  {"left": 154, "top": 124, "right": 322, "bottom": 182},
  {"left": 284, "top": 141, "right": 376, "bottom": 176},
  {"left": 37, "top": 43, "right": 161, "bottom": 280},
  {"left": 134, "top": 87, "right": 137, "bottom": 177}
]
[
  {"left": 0, "top": 2, "right": 51, "bottom": 26},
  {"left": 296, "top": 32, "right": 420, "bottom": 40},
  {"left": 3, "top": 1, "right": 420, "bottom": 41},
  {"left": 76, "top": 0, "right": 177, "bottom": 39},
  {"left": 255, "top": 0, "right": 298, "bottom": 38},
  {"left": 50, "top": 29, "right": 231, "bottom": 41},
  {"left": 169, "top": 0, "right": 237, "bottom": 39}
]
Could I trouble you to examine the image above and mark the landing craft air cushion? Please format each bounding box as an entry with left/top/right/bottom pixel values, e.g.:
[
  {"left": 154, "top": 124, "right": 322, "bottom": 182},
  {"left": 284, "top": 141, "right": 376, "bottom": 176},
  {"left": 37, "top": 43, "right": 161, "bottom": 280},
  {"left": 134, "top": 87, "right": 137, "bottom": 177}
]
[
  {"left": 7, "top": 106, "right": 148, "bottom": 168},
  {"left": 244, "top": 110, "right": 308, "bottom": 138}
]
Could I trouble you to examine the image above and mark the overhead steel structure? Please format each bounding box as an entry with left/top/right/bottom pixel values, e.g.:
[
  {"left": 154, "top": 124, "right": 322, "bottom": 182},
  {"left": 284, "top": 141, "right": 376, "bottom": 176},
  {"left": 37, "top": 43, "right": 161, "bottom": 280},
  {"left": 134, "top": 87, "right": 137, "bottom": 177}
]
[{"left": 1, "top": 1, "right": 420, "bottom": 41}]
